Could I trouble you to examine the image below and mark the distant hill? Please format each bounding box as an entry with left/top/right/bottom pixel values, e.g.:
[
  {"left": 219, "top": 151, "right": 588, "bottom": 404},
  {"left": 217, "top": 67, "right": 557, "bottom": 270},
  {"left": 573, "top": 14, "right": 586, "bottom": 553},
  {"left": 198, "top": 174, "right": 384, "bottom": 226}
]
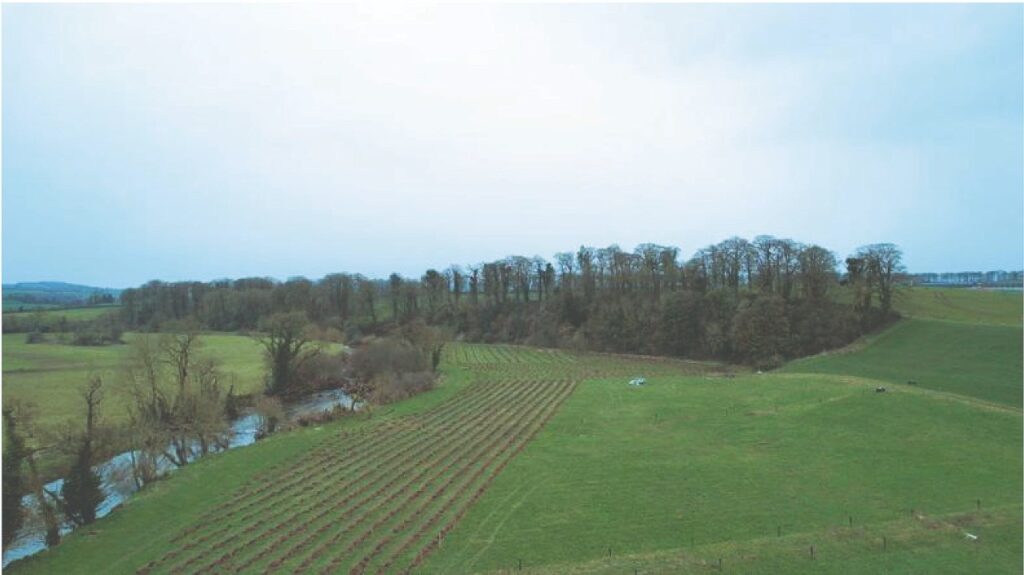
[{"left": 2, "top": 281, "right": 121, "bottom": 310}]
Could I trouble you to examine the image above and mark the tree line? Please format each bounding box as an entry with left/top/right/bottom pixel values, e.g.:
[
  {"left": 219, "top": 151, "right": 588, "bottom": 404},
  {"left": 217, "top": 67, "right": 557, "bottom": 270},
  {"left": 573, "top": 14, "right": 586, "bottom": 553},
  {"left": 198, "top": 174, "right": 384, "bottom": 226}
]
[{"left": 113, "top": 237, "right": 904, "bottom": 369}]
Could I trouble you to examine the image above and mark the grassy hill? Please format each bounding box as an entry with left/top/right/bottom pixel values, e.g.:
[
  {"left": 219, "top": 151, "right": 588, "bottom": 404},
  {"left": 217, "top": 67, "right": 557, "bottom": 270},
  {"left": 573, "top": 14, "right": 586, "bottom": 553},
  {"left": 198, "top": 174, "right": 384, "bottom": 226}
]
[
  {"left": 894, "top": 287, "right": 1021, "bottom": 326},
  {"left": 781, "top": 320, "right": 1022, "bottom": 406},
  {"left": 2, "top": 281, "right": 121, "bottom": 311},
  {"left": 783, "top": 288, "right": 1022, "bottom": 407}
]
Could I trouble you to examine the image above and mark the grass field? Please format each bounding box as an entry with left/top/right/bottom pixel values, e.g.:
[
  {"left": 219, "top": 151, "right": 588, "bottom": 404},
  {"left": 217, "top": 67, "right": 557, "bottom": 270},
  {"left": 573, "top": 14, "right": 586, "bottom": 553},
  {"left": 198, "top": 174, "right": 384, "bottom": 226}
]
[
  {"left": 781, "top": 319, "right": 1023, "bottom": 406},
  {"left": 781, "top": 288, "right": 1022, "bottom": 407},
  {"left": 5, "top": 288, "right": 1021, "bottom": 573},
  {"left": 895, "top": 287, "right": 1021, "bottom": 326},
  {"left": 2, "top": 332, "right": 274, "bottom": 431},
  {"left": 423, "top": 371, "right": 1021, "bottom": 574},
  {"left": 3, "top": 301, "right": 61, "bottom": 312},
  {"left": 2, "top": 305, "right": 120, "bottom": 321},
  {"left": 9, "top": 330, "right": 1021, "bottom": 574}
]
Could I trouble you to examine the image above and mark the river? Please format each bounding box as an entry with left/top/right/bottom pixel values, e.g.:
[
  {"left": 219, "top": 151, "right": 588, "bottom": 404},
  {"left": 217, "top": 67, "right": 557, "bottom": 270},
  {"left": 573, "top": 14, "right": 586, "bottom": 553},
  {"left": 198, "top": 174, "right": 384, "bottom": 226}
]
[{"left": 2, "top": 388, "right": 354, "bottom": 568}]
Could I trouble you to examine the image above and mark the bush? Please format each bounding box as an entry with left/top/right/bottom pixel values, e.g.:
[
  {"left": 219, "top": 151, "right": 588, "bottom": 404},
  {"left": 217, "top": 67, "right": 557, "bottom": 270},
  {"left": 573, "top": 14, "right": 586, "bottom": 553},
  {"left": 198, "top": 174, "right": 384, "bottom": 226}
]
[
  {"left": 69, "top": 315, "right": 124, "bottom": 346},
  {"left": 297, "top": 352, "right": 348, "bottom": 391},
  {"left": 349, "top": 338, "right": 428, "bottom": 381},
  {"left": 254, "top": 396, "right": 287, "bottom": 440},
  {"left": 25, "top": 331, "right": 45, "bottom": 344},
  {"left": 296, "top": 404, "right": 352, "bottom": 427},
  {"left": 370, "top": 371, "right": 436, "bottom": 405}
]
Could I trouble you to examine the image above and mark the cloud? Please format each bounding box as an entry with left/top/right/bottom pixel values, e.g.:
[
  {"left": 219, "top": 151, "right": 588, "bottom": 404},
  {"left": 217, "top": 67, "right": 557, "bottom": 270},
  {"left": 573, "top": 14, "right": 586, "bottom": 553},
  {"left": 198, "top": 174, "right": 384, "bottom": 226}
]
[{"left": 3, "top": 4, "right": 1021, "bottom": 285}]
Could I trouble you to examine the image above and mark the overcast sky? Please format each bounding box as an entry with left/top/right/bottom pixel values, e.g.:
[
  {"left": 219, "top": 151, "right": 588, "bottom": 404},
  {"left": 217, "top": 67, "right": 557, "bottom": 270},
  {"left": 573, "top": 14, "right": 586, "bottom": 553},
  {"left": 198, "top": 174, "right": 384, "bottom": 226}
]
[{"left": 3, "top": 4, "right": 1022, "bottom": 287}]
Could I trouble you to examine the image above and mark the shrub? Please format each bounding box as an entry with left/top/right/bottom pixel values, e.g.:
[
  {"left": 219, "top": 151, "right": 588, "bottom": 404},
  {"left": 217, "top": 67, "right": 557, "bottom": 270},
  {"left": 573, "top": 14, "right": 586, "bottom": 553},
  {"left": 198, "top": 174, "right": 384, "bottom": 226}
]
[
  {"left": 349, "top": 338, "right": 427, "bottom": 381},
  {"left": 254, "top": 396, "right": 287, "bottom": 440},
  {"left": 370, "top": 371, "right": 436, "bottom": 405},
  {"left": 297, "top": 352, "right": 348, "bottom": 391},
  {"left": 69, "top": 315, "right": 124, "bottom": 346}
]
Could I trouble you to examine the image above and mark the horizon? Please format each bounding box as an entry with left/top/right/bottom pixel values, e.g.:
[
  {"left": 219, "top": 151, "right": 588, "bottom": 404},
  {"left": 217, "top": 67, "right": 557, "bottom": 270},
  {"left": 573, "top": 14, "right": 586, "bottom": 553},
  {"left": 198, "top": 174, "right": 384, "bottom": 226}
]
[
  {"left": 3, "top": 4, "right": 1023, "bottom": 286},
  {"left": 5, "top": 250, "right": 1024, "bottom": 291}
]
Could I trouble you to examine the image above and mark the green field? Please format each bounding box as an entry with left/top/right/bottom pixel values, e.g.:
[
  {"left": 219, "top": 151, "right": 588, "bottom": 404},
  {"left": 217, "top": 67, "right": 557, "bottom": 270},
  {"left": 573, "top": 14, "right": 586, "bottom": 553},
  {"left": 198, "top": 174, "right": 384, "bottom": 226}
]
[
  {"left": 3, "top": 301, "right": 61, "bottom": 312},
  {"left": 6, "top": 288, "right": 1022, "bottom": 573},
  {"left": 425, "top": 371, "right": 1020, "bottom": 574},
  {"left": 782, "top": 288, "right": 1023, "bottom": 407},
  {"left": 782, "top": 319, "right": 1023, "bottom": 407},
  {"left": 2, "top": 305, "right": 120, "bottom": 321},
  {"left": 2, "top": 332, "right": 272, "bottom": 431},
  {"left": 896, "top": 287, "right": 1021, "bottom": 326},
  {"left": 9, "top": 330, "right": 1022, "bottom": 574}
]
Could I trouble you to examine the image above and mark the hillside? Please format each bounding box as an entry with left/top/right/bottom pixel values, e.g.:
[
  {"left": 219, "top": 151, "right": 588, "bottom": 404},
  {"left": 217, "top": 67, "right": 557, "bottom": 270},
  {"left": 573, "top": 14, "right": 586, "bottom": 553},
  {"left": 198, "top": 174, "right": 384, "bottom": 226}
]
[
  {"left": 783, "top": 287, "right": 1023, "bottom": 406},
  {"left": 895, "top": 287, "right": 1021, "bottom": 326},
  {"left": 2, "top": 281, "right": 121, "bottom": 311}
]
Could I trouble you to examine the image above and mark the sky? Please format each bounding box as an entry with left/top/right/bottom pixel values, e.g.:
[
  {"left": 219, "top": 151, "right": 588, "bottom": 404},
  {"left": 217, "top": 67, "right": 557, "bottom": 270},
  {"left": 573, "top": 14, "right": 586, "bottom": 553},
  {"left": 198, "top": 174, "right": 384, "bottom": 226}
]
[{"left": 3, "top": 4, "right": 1022, "bottom": 287}]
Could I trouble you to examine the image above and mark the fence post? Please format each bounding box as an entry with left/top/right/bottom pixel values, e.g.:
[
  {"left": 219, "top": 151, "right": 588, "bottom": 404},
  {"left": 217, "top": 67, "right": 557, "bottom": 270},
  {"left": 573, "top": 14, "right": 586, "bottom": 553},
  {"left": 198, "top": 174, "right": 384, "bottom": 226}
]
[
  {"left": 777, "top": 525, "right": 781, "bottom": 537},
  {"left": 883, "top": 536, "right": 887, "bottom": 551},
  {"left": 849, "top": 515, "right": 853, "bottom": 527},
  {"left": 810, "top": 545, "right": 815, "bottom": 560}
]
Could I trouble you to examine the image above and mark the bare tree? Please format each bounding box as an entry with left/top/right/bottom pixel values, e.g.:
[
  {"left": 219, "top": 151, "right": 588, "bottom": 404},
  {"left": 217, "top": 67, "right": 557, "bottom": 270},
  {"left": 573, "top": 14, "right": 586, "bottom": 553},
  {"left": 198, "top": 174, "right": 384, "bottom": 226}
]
[
  {"left": 123, "top": 333, "right": 231, "bottom": 484},
  {"left": 798, "top": 245, "right": 838, "bottom": 301},
  {"left": 10, "top": 402, "right": 62, "bottom": 547},
  {"left": 857, "top": 243, "right": 904, "bottom": 316},
  {"left": 258, "top": 312, "right": 320, "bottom": 396},
  {"left": 357, "top": 277, "right": 378, "bottom": 323}
]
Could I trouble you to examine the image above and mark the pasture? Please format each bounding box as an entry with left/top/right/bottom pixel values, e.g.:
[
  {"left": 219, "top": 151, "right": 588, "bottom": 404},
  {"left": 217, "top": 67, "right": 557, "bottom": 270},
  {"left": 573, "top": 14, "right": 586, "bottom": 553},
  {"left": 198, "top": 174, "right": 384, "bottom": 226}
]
[
  {"left": 423, "top": 371, "right": 1022, "bottom": 574},
  {"left": 2, "top": 305, "right": 119, "bottom": 322},
  {"left": 2, "top": 332, "right": 272, "bottom": 431},
  {"left": 9, "top": 335, "right": 1022, "bottom": 574},
  {"left": 781, "top": 319, "right": 1023, "bottom": 407},
  {"left": 896, "top": 287, "right": 1021, "bottom": 326},
  {"left": 783, "top": 287, "right": 1022, "bottom": 406}
]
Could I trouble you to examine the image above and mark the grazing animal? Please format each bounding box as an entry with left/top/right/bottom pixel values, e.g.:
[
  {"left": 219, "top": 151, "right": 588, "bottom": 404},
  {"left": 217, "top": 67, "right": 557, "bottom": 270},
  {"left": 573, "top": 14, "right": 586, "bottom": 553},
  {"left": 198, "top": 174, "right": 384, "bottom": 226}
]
[{"left": 875, "top": 387, "right": 887, "bottom": 393}]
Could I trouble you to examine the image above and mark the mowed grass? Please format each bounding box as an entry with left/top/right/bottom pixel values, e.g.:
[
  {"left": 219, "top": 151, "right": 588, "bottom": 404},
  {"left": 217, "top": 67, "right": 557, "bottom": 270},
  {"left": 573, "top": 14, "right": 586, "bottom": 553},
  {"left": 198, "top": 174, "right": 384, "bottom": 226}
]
[
  {"left": 517, "top": 506, "right": 1022, "bottom": 574},
  {"left": 781, "top": 319, "right": 1023, "bottom": 407},
  {"left": 2, "top": 332, "right": 284, "bottom": 431},
  {"left": 3, "top": 301, "right": 61, "bottom": 312},
  {"left": 896, "top": 287, "right": 1021, "bottom": 326},
  {"left": 424, "top": 373, "right": 1022, "bottom": 574},
  {"left": 2, "top": 305, "right": 119, "bottom": 321}
]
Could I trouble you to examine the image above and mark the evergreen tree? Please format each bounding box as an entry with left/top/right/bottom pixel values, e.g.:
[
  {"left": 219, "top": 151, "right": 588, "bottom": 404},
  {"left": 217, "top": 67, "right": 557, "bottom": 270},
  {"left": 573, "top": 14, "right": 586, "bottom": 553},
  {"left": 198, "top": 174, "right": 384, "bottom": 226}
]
[
  {"left": 59, "top": 439, "right": 104, "bottom": 526},
  {"left": 59, "top": 377, "right": 105, "bottom": 526}
]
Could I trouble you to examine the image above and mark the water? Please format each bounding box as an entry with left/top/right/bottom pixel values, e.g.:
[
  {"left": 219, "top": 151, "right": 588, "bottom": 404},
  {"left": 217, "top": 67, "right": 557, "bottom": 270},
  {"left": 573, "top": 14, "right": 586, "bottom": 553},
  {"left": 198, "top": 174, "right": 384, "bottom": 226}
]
[{"left": 2, "top": 388, "right": 354, "bottom": 568}]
